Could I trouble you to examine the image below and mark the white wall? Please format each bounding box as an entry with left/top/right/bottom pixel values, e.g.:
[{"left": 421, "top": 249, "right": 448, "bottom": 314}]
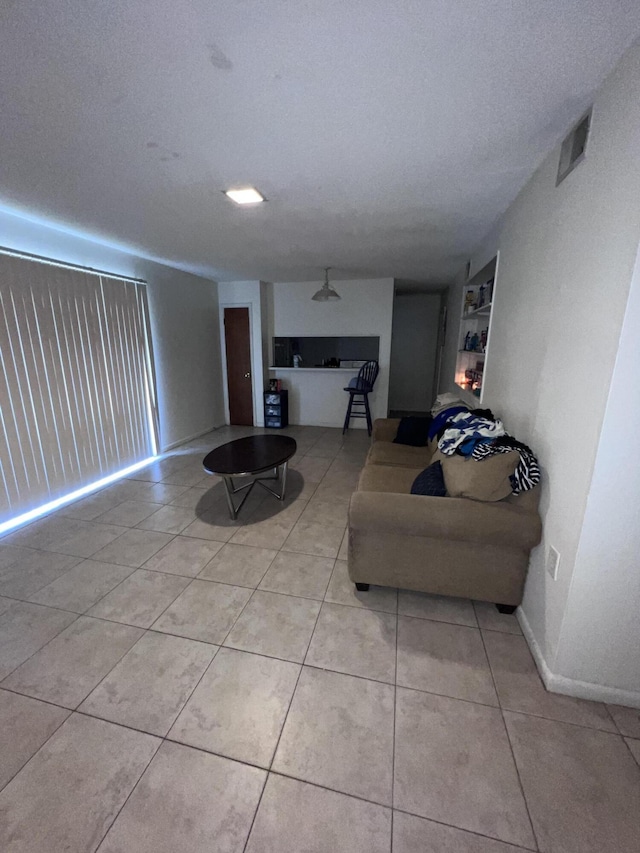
[
  {"left": 145, "top": 266, "right": 224, "bottom": 449},
  {"left": 271, "top": 278, "right": 395, "bottom": 427},
  {"left": 552, "top": 244, "right": 640, "bottom": 704},
  {"left": 0, "top": 207, "right": 225, "bottom": 451},
  {"left": 389, "top": 293, "right": 441, "bottom": 411},
  {"left": 260, "top": 281, "right": 272, "bottom": 398},
  {"left": 440, "top": 40, "right": 640, "bottom": 702}
]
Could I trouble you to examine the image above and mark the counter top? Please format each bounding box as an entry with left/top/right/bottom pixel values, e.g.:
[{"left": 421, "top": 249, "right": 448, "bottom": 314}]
[{"left": 268, "top": 366, "right": 359, "bottom": 373}]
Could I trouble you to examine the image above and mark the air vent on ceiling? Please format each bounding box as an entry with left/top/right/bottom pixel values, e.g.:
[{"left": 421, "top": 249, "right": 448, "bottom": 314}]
[{"left": 556, "top": 108, "right": 592, "bottom": 186}]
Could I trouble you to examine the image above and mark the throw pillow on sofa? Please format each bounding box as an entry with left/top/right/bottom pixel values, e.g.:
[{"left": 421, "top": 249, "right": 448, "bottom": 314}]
[
  {"left": 393, "top": 416, "right": 432, "bottom": 447},
  {"left": 440, "top": 452, "right": 519, "bottom": 502},
  {"left": 410, "top": 461, "right": 447, "bottom": 497}
]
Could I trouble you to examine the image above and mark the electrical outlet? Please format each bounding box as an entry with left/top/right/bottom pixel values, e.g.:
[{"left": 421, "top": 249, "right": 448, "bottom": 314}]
[{"left": 547, "top": 546, "right": 560, "bottom": 580}]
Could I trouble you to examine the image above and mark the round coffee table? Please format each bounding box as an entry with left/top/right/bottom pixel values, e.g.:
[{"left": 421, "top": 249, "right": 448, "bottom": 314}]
[{"left": 202, "top": 435, "right": 297, "bottom": 519}]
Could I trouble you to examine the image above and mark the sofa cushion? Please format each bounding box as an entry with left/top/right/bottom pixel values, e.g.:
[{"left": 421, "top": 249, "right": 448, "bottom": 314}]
[
  {"left": 358, "top": 464, "right": 423, "bottom": 495},
  {"left": 393, "top": 416, "right": 432, "bottom": 446},
  {"left": 504, "top": 488, "right": 540, "bottom": 512},
  {"left": 372, "top": 418, "right": 401, "bottom": 443},
  {"left": 410, "top": 461, "right": 447, "bottom": 497},
  {"left": 440, "top": 452, "right": 519, "bottom": 502},
  {"left": 367, "top": 441, "right": 433, "bottom": 468}
]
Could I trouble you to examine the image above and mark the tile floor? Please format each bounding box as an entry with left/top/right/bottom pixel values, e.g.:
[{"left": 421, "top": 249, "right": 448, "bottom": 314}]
[{"left": 0, "top": 425, "right": 638, "bottom": 853}]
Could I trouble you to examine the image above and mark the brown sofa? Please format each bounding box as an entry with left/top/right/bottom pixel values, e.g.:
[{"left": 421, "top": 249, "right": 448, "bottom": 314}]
[{"left": 347, "top": 418, "right": 542, "bottom": 609}]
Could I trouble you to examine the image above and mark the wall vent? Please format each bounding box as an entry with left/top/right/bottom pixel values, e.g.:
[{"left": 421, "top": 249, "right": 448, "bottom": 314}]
[{"left": 556, "top": 109, "right": 592, "bottom": 185}]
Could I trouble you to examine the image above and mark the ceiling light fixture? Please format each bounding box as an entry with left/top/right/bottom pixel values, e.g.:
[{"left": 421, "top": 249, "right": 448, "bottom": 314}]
[
  {"left": 224, "top": 187, "right": 265, "bottom": 204},
  {"left": 312, "top": 267, "right": 341, "bottom": 302}
]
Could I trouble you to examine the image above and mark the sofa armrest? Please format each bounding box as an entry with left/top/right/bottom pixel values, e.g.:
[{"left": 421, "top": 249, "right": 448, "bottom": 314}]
[
  {"left": 349, "top": 491, "right": 542, "bottom": 551},
  {"left": 372, "top": 418, "right": 401, "bottom": 443}
]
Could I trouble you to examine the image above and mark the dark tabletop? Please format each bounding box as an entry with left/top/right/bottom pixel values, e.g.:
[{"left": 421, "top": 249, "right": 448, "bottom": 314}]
[{"left": 203, "top": 435, "right": 297, "bottom": 476}]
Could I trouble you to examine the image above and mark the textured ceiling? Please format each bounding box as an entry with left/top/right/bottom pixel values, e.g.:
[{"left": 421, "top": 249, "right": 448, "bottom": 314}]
[{"left": 1, "top": 1, "right": 639, "bottom": 284}]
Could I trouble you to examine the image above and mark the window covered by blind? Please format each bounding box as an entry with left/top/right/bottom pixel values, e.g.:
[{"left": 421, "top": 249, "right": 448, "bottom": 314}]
[{"left": 0, "top": 251, "right": 158, "bottom": 524}]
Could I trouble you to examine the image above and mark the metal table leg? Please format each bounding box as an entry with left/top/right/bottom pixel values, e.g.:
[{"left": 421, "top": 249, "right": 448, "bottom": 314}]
[
  {"left": 221, "top": 461, "right": 290, "bottom": 520},
  {"left": 255, "top": 461, "right": 288, "bottom": 501},
  {"left": 221, "top": 476, "right": 255, "bottom": 520}
]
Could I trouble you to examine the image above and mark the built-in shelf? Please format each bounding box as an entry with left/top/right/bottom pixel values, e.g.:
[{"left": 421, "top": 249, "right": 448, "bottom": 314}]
[
  {"left": 455, "top": 256, "right": 498, "bottom": 402},
  {"left": 461, "top": 302, "right": 492, "bottom": 319}
]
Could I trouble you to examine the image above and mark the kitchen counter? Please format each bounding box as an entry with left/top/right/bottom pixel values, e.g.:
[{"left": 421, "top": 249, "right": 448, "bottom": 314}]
[
  {"left": 267, "top": 365, "right": 367, "bottom": 427},
  {"left": 268, "top": 366, "right": 359, "bottom": 372}
]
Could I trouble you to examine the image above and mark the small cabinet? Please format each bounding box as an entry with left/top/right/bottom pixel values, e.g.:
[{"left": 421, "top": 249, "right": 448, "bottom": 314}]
[
  {"left": 455, "top": 256, "right": 497, "bottom": 402},
  {"left": 264, "top": 390, "right": 289, "bottom": 428}
]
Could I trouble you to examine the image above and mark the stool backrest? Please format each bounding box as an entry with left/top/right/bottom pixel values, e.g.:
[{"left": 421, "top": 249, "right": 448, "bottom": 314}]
[{"left": 355, "top": 360, "right": 379, "bottom": 391}]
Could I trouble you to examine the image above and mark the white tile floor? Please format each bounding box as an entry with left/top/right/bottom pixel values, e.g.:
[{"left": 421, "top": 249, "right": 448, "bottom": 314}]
[{"left": 0, "top": 425, "right": 638, "bottom": 853}]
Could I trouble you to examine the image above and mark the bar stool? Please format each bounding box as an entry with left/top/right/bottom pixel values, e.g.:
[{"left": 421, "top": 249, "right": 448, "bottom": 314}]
[{"left": 342, "top": 360, "right": 379, "bottom": 435}]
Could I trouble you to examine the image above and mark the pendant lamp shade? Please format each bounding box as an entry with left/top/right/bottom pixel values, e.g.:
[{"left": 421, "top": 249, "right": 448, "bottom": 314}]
[{"left": 312, "top": 268, "right": 341, "bottom": 301}]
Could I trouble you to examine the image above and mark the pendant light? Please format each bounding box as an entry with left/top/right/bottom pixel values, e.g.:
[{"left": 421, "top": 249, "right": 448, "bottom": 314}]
[{"left": 312, "top": 267, "right": 341, "bottom": 301}]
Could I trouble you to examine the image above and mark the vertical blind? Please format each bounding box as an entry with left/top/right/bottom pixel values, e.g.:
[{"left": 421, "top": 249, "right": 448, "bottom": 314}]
[{"left": 0, "top": 251, "right": 158, "bottom": 524}]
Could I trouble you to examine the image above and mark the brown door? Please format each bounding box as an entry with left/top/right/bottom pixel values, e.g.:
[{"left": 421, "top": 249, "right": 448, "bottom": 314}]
[{"left": 224, "top": 307, "right": 254, "bottom": 425}]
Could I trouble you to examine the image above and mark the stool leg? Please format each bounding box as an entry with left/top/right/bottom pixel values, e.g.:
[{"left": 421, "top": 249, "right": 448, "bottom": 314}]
[
  {"left": 343, "top": 393, "right": 354, "bottom": 434},
  {"left": 364, "top": 393, "right": 373, "bottom": 435}
]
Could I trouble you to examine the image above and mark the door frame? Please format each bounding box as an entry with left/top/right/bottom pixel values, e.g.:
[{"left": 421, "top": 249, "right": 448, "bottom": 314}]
[{"left": 219, "top": 301, "right": 259, "bottom": 426}]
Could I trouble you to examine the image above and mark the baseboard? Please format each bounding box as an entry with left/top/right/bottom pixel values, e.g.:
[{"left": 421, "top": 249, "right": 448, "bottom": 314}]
[
  {"left": 161, "top": 424, "right": 222, "bottom": 453},
  {"left": 517, "top": 608, "right": 640, "bottom": 709},
  {"left": 290, "top": 420, "right": 369, "bottom": 429}
]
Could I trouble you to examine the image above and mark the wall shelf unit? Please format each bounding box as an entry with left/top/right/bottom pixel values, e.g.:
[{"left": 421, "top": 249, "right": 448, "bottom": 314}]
[
  {"left": 455, "top": 255, "right": 498, "bottom": 403},
  {"left": 462, "top": 302, "right": 493, "bottom": 319}
]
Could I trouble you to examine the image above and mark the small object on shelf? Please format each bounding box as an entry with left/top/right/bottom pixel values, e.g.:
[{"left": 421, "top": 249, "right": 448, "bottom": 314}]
[
  {"left": 480, "top": 329, "right": 488, "bottom": 351},
  {"left": 268, "top": 379, "right": 278, "bottom": 392},
  {"left": 469, "top": 333, "right": 480, "bottom": 352},
  {"left": 293, "top": 354, "right": 302, "bottom": 368},
  {"left": 478, "top": 283, "right": 486, "bottom": 308},
  {"left": 263, "top": 390, "right": 289, "bottom": 428},
  {"left": 464, "top": 290, "right": 476, "bottom": 313},
  {"left": 464, "top": 332, "right": 472, "bottom": 350},
  {"left": 465, "top": 368, "right": 483, "bottom": 397}
]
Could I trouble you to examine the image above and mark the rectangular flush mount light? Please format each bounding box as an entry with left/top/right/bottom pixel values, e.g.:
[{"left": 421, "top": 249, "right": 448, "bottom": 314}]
[{"left": 224, "top": 187, "right": 265, "bottom": 204}]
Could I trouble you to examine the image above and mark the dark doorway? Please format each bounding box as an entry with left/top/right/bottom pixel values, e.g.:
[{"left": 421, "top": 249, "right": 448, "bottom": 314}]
[
  {"left": 389, "top": 291, "right": 442, "bottom": 415},
  {"left": 224, "top": 307, "right": 254, "bottom": 425}
]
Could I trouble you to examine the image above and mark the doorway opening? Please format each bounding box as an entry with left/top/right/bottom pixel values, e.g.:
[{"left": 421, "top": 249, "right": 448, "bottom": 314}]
[{"left": 388, "top": 290, "right": 443, "bottom": 418}]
